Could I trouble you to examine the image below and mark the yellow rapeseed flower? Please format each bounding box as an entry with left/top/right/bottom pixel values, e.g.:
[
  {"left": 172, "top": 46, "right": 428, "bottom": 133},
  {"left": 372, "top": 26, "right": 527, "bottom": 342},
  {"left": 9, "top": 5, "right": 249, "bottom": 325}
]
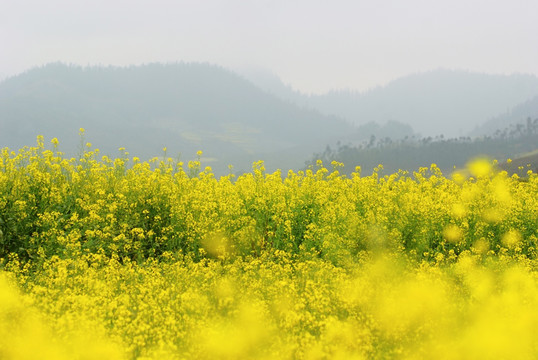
[
  {"left": 467, "top": 158, "right": 493, "bottom": 178},
  {"left": 443, "top": 224, "right": 463, "bottom": 243}
]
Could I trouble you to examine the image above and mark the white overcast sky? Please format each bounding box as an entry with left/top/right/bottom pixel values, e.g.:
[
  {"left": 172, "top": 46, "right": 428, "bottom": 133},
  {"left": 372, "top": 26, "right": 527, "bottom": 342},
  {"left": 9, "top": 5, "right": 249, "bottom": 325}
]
[{"left": 1, "top": 0, "right": 537, "bottom": 94}]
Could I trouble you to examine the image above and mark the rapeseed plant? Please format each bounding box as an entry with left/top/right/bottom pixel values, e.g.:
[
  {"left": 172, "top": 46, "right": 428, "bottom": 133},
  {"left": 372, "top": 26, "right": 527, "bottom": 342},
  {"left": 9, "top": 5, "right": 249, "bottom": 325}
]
[{"left": 1, "top": 138, "right": 538, "bottom": 358}]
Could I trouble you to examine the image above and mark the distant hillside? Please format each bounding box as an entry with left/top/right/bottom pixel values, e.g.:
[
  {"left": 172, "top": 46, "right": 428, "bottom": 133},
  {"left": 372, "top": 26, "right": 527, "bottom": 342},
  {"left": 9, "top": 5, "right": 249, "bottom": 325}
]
[
  {"left": 0, "top": 63, "right": 354, "bottom": 174},
  {"left": 499, "top": 149, "right": 538, "bottom": 177},
  {"left": 471, "top": 96, "right": 538, "bottom": 136},
  {"left": 242, "top": 69, "right": 538, "bottom": 138},
  {"left": 308, "top": 117, "right": 538, "bottom": 176}
]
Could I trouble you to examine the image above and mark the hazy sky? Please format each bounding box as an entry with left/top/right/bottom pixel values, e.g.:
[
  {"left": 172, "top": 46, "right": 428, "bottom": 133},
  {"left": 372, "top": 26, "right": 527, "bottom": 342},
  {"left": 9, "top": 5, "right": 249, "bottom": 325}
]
[{"left": 2, "top": 0, "right": 537, "bottom": 94}]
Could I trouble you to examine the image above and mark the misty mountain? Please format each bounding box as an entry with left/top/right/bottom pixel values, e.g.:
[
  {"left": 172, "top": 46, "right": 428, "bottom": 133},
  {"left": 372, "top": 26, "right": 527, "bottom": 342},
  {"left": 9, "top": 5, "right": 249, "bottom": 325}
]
[
  {"left": 0, "top": 63, "right": 354, "bottom": 174},
  {"left": 470, "top": 96, "right": 538, "bottom": 137},
  {"left": 241, "top": 69, "right": 538, "bottom": 138},
  {"left": 352, "top": 120, "right": 414, "bottom": 142}
]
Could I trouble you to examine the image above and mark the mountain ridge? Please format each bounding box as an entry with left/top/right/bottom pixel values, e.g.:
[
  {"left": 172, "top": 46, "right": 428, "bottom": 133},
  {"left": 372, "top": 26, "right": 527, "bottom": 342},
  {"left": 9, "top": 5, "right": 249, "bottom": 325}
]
[
  {"left": 471, "top": 96, "right": 538, "bottom": 137},
  {"left": 241, "top": 68, "right": 538, "bottom": 138},
  {"left": 0, "top": 62, "right": 353, "bottom": 174}
]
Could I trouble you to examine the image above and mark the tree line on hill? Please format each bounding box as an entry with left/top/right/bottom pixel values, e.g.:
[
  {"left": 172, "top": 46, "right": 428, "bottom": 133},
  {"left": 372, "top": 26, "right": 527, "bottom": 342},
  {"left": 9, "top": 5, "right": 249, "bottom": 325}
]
[{"left": 308, "top": 117, "right": 538, "bottom": 176}]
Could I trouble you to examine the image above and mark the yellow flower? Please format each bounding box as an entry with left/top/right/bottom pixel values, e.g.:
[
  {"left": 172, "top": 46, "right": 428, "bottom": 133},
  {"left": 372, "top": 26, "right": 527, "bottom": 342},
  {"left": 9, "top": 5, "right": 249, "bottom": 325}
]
[
  {"left": 467, "top": 158, "right": 493, "bottom": 178},
  {"left": 502, "top": 230, "right": 521, "bottom": 249},
  {"left": 443, "top": 224, "right": 463, "bottom": 243}
]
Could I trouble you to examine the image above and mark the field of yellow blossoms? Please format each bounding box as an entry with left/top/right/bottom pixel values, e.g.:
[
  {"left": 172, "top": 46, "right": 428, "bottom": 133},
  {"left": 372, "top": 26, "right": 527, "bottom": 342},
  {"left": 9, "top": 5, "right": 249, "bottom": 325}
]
[{"left": 1, "top": 135, "right": 538, "bottom": 359}]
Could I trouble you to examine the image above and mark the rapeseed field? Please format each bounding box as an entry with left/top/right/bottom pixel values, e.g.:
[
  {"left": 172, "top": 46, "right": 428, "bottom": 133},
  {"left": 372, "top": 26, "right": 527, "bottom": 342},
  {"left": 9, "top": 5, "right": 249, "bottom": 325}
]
[{"left": 1, "top": 135, "right": 538, "bottom": 359}]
